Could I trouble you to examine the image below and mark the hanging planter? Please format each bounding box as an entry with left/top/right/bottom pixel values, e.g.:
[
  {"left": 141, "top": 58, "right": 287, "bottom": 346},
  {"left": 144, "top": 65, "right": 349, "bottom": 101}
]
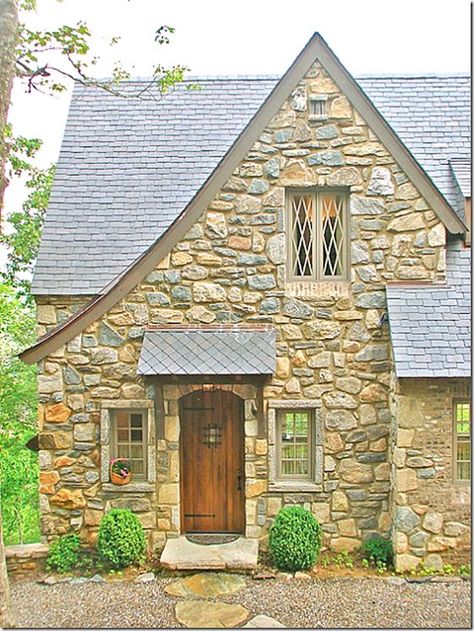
[{"left": 109, "top": 457, "right": 132, "bottom": 485}]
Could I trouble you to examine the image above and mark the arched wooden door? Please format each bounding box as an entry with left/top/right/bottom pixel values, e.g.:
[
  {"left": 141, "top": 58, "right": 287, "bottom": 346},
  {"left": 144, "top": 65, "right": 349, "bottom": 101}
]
[{"left": 179, "top": 389, "right": 245, "bottom": 533}]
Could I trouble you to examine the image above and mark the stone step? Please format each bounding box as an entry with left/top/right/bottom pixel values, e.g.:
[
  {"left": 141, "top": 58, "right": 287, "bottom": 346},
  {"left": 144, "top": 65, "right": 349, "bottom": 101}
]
[{"left": 160, "top": 536, "right": 258, "bottom": 571}]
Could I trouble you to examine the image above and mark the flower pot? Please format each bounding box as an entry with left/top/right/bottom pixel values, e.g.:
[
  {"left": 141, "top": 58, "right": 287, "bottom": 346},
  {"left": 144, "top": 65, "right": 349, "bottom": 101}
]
[{"left": 110, "top": 467, "right": 132, "bottom": 485}]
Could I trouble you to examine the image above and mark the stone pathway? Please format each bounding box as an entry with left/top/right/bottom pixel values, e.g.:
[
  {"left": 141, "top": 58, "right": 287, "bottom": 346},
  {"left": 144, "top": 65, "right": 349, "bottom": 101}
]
[
  {"left": 243, "top": 614, "right": 286, "bottom": 628},
  {"left": 166, "top": 572, "right": 285, "bottom": 628},
  {"left": 175, "top": 601, "right": 249, "bottom": 628},
  {"left": 165, "top": 572, "right": 246, "bottom": 599}
]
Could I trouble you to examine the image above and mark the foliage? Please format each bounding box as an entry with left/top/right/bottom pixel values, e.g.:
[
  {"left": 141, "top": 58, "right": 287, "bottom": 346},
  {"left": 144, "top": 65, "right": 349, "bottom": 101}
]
[
  {"left": 46, "top": 534, "right": 81, "bottom": 573},
  {"left": 1, "top": 126, "right": 54, "bottom": 299},
  {"left": 333, "top": 550, "right": 354, "bottom": 569},
  {"left": 0, "top": 283, "right": 39, "bottom": 545},
  {"left": 15, "top": 2, "right": 190, "bottom": 97},
  {"left": 110, "top": 457, "right": 131, "bottom": 477},
  {"left": 97, "top": 509, "right": 146, "bottom": 569},
  {"left": 361, "top": 535, "right": 393, "bottom": 568},
  {"left": 269, "top": 506, "right": 322, "bottom": 572},
  {"left": 458, "top": 564, "right": 471, "bottom": 576}
]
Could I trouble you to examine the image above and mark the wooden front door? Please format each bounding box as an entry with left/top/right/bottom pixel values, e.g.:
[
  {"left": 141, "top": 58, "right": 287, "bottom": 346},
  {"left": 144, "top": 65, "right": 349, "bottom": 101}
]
[{"left": 179, "top": 389, "right": 245, "bottom": 533}]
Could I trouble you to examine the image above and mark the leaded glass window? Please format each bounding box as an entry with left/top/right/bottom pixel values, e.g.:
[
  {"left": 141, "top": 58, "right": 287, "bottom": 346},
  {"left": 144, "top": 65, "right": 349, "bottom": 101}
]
[
  {"left": 288, "top": 190, "right": 347, "bottom": 281},
  {"left": 278, "top": 410, "right": 313, "bottom": 479},
  {"left": 290, "top": 194, "right": 314, "bottom": 277},
  {"left": 113, "top": 410, "right": 147, "bottom": 477},
  {"left": 455, "top": 401, "right": 470, "bottom": 481}
]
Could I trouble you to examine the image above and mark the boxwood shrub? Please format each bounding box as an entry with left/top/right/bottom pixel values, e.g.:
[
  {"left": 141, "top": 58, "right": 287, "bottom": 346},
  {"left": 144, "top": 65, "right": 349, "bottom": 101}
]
[
  {"left": 97, "top": 508, "right": 146, "bottom": 568},
  {"left": 46, "top": 533, "right": 81, "bottom": 573},
  {"left": 269, "top": 505, "right": 322, "bottom": 572}
]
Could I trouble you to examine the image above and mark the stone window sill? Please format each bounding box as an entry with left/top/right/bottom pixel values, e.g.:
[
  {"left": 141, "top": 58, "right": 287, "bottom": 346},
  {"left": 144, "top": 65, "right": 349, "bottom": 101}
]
[
  {"left": 102, "top": 482, "right": 155, "bottom": 493},
  {"left": 269, "top": 481, "right": 322, "bottom": 493},
  {"left": 285, "top": 280, "right": 350, "bottom": 300}
]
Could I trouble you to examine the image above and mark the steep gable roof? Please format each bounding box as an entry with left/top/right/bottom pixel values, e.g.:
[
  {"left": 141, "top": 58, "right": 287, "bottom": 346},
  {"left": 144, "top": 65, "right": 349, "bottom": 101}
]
[
  {"left": 23, "top": 33, "right": 468, "bottom": 363},
  {"left": 32, "top": 72, "right": 470, "bottom": 296}
]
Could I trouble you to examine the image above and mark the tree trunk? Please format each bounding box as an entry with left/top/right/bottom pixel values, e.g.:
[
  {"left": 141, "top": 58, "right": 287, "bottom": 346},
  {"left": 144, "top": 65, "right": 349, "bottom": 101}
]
[
  {"left": 0, "top": 0, "right": 18, "bottom": 232},
  {"left": 0, "top": 514, "right": 14, "bottom": 628},
  {"left": 0, "top": 0, "right": 18, "bottom": 625}
]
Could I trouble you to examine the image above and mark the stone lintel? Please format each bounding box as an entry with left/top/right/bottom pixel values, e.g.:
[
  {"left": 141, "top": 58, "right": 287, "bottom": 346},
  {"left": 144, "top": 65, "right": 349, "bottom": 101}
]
[
  {"left": 268, "top": 399, "right": 322, "bottom": 408},
  {"left": 101, "top": 399, "right": 154, "bottom": 409}
]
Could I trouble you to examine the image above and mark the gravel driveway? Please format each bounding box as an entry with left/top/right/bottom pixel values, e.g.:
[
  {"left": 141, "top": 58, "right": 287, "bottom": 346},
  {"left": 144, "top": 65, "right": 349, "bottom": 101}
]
[{"left": 11, "top": 575, "right": 471, "bottom": 628}]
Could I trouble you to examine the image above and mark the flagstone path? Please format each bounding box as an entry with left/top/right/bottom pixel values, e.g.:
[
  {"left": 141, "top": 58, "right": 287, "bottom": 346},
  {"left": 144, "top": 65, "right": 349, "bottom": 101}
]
[{"left": 166, "top": 572, "right": 285, "bottom": 628}]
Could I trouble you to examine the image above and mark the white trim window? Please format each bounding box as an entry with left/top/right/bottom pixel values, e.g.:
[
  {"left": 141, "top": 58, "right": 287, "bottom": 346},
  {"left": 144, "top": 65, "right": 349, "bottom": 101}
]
[{"left": 287, "top": 190, "right": 348, "bottom": 282}]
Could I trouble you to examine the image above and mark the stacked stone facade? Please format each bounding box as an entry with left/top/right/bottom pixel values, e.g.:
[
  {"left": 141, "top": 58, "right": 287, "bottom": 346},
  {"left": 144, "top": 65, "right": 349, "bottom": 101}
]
[
  {"left": 34, "top": 61, "right": 469, "bottom": 566},
  {"left": 391, "top": 378, "right": 471, "bottom": 570}
]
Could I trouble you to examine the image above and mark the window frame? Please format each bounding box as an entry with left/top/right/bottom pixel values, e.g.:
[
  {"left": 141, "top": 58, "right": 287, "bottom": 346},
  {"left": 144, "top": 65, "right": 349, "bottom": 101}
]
[
  {"left": 308, "top": 95, "right": 328, "bottom": 121},
  {"left": 276, "top": 408, "right": 314, "bottom": 481},
  {"left": 453, "top": 399, "right": 471, "bottom": 484},
  {"left": 286, "top": 188, "right": 350, "bottom": 283},
  {"left": 100, "top": 399, "right": 156, "bottom": 489},
  {"left": 268, "top": 399, "right": 323, "bottom": 492},
  {"left": 111, "top": 409, "right": 148, "bottom": 480}
]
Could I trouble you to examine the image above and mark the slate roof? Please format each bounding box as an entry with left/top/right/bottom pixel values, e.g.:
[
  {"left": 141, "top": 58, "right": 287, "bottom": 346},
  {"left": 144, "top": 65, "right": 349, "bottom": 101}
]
[
  {"left": 137, "top": 327, "right": 276, "bottom": 375},
  {"left": 386, "top": 239, "right": 471, "bottom": 378},
  {"left": 32, "top": 73, "right": 470, "bottom": 296},
  {"left": 449, "top": 158, "right": 471, "bottom": 198}
]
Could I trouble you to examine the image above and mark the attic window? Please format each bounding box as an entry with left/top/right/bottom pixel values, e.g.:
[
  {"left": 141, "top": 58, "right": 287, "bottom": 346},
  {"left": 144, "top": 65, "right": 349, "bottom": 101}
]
[
  {"left": 309, "top": 95, "right": 328, "bottom": 120},
  {"left": 287, "top": 190, "right": 348, "bottom": 281}
]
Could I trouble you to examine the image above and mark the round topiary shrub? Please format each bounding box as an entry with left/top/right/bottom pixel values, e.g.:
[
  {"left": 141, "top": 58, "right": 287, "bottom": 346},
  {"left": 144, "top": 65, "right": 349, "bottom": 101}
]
[
  {"left": 46, "top": 533, "right": 81, "bottom": 573},
  {"left": 269, "top": 505, "right": 322, "bottom": 572},
  {"left": 98, "top": 508, "right": 146, "bottom": 568}
]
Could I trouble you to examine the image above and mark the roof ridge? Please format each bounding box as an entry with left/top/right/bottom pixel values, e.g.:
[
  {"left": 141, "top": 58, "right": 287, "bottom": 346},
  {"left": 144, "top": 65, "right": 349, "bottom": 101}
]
[
  {"left": 77, "top": 72, "right": 470, "bottom": 84},
  {"left": 356, "top": 72, "right": 470, "bottom": 79}
]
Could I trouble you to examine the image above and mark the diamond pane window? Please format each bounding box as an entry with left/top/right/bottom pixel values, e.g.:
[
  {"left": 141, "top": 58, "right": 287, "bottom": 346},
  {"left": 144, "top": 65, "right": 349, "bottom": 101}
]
[
  {"left": 113, "top": 410, "right": 147, "bottom": 478},
  {"left": 288, "top": 190, "right": 348, "bottom": 281},
  {"left": 290, "top": 194, "right": 314, "bottom": 277},
  {"left": 321, "top": 193, "right": 345, "bottom": 277},
  {"left": 278, "top": 410, "right": 312, "bottom": 479},
  {"left": 455, "top": 401, "right": 470, "bottom": 481}
]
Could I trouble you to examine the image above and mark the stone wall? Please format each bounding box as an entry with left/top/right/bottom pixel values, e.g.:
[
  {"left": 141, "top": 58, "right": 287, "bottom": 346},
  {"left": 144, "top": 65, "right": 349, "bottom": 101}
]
[
  {"left": 5, "top": 543, "right": 49, "bottom": 579},
  {"left": 35, "top": 60, "right": 450, "bottom": 556},
  {"left": 392, "top": 378, "right": 471, "bottom": 571}
]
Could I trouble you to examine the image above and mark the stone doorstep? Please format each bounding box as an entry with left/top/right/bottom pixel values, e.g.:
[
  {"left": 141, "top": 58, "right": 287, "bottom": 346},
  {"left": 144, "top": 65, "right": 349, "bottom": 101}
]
[{"left": 160, "top": 536, "right": 259, "bottom": 571}]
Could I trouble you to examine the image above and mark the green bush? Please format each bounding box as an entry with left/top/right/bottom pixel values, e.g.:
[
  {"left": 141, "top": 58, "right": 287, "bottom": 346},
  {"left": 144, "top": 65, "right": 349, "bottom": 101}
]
[
  {"left": 97, "top": 508, "right": 146, "bottom": 568},
  {"left": 46, "top": 533, "right": 81, "bottom": 573},
  {"left": 362, "top": 535, "right": 393, "bottom": 567},
  {"left": 269, "top": 505, "right": 322, "bottom": 572}
]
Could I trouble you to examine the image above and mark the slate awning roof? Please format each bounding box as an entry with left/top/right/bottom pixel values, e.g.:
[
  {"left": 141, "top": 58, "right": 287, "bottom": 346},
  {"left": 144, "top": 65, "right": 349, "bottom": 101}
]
[
  {"left": 137, "top": 327, "right": 276, "bottom": 375},
  {"left": 386, "top": 241, "right": 471, "bottom": 378},
  {"left": 32, "top": 73, "right": 470, "bottom": 295}
]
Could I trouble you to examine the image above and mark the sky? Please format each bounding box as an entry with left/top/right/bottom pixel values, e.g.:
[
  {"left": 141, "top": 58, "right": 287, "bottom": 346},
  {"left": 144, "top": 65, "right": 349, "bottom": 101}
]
[{"left": 4, "top": 0, "right": 472, "bottom": 219}]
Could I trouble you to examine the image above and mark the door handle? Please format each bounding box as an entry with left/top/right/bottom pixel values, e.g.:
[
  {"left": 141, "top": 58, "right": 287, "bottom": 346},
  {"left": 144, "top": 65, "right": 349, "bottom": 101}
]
[{"left": 236, "top": 468, "right": 242, "bottom": 491}]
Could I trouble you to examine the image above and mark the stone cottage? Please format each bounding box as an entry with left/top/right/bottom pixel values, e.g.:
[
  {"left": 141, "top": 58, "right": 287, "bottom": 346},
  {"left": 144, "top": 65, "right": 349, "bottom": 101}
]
[{"left": 21, "top": 33, "right": 471, "bottom": 571}]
